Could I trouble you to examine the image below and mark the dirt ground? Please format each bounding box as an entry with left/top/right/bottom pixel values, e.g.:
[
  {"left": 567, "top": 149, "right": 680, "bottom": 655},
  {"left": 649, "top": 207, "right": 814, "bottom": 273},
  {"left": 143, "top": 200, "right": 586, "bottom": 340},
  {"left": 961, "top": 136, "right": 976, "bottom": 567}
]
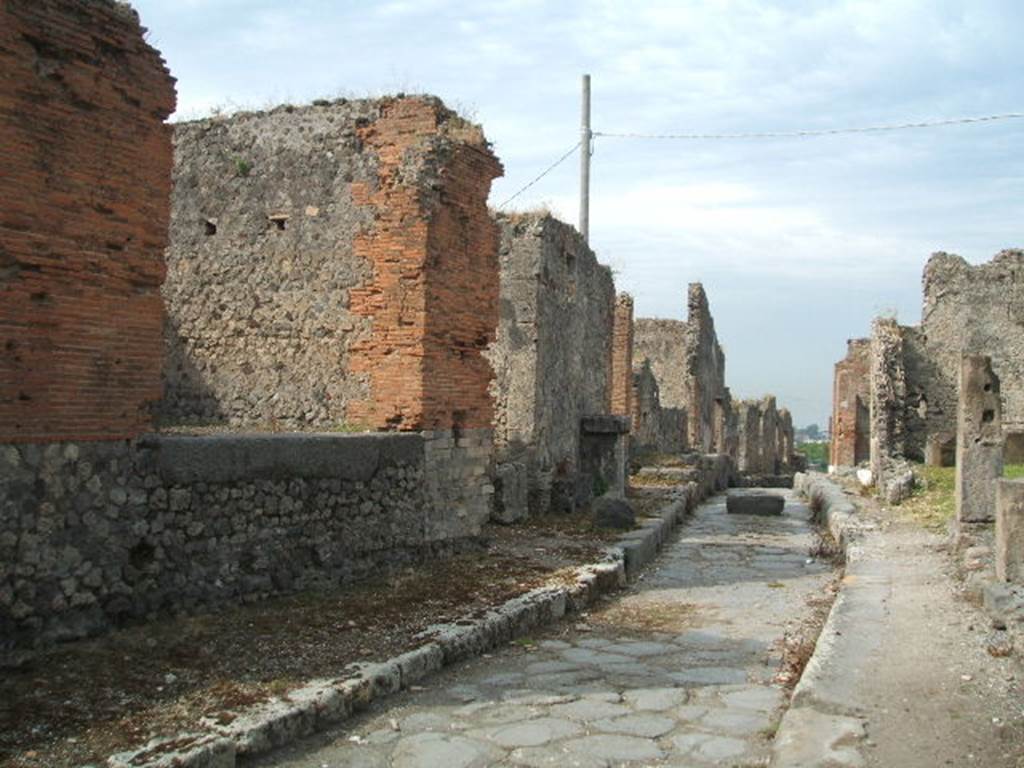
[{"left": 0, "top": 510, "right": 633, "bottom": 768}]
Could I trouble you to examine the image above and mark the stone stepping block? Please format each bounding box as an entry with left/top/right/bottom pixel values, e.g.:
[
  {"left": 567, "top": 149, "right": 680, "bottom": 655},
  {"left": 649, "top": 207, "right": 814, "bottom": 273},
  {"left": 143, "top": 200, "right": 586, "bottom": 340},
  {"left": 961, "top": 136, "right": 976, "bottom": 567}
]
[{"left": 726, "top": 491, "right": 785, "bottom": 516}]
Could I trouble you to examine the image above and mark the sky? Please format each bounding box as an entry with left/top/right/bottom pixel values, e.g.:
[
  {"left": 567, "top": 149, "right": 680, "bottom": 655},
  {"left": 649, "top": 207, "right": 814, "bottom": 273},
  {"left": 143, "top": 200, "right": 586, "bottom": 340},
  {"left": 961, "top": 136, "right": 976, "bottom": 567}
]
[{"left": 132, "top": 0, "right": 1024, "bottom": 428}]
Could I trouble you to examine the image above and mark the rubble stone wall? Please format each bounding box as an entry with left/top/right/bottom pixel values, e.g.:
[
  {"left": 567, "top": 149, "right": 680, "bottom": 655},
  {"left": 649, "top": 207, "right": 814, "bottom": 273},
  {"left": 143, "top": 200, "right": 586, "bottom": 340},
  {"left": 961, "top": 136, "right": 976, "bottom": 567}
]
[
  {"left": 634, "top": 319, "right": 688, "bottom": 411},
  {"left": 630, "top": 361, "right": 687, "bottom": 461},
  {"left": 919, "top": 251, "right": 1024, "bottom": 441},
  {"left": 837, "top": 251, "right": 1024, "bottom": 475},
  {"left": 0, "top": 0, "right": 176, "bottom": 442},
  {"left": 162, "top": 97, "right": 502, "bottom": 433},
  {"left": 683, "top": 284, "right": 728, "bottom": 452},
  {"left": 487, "top": 213, "right": 615, "bottom": 520},
  {"left": 0, "top": 430, "right": 490, "bottom": 658}
]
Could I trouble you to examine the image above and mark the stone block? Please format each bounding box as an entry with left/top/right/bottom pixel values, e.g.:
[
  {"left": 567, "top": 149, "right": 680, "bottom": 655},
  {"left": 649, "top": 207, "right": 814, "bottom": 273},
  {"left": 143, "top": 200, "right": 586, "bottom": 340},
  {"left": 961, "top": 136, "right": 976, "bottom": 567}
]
[
  {"left": 726, "top": 491, "right": 785, "bottom": 516},
  {"left": 996, "top": 479, "right": 1024, "bottom": 582},
  {"left": 593, "top": 497, "right": 636, "bottom": 530},
  {"left": 956, "top": 356, "right": 1003, "bottom": 523}
]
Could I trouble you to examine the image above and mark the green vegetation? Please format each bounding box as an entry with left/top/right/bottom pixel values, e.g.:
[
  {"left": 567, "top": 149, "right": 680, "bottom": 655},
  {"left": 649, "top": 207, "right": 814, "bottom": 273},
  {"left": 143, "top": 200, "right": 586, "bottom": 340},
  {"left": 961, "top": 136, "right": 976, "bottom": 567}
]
[
  {"left": 798, "top": 441, "right": 829, "bottom": 469},
  {"left": 901, "top": 463, "right": 1024, "bottom": 532},
  {"left": 900, "top": 464, "right": 955, "bottom": 531},
  {"left": 234, "top": 157, "right": 252, "bottom": 177}
]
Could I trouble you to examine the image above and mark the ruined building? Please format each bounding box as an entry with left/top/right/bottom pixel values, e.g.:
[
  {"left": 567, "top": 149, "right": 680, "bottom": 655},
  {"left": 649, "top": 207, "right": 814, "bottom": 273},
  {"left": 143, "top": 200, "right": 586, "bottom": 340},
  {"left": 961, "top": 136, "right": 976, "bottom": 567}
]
[
  {"left": 1, "top": 1, "right": 801, "bottom": 660},
  {"left": 487, "top": 213, "right": 626, "bottom": 521},
  {"left": 163, "top": 97, "right": 502, "bottom": 435},
  {"left": 633, "top": 284, "right": 794, "bottom": 473},
  {"left": 831, "top": 251, "right": 1024, "bottom": 491}
]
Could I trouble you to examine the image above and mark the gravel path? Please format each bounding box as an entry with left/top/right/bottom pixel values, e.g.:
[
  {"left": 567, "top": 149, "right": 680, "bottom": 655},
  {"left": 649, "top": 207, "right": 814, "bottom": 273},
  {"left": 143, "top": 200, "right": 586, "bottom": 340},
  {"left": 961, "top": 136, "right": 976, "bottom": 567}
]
[{"left": 250, "top": 490, "right": 835, "bottom": 767}]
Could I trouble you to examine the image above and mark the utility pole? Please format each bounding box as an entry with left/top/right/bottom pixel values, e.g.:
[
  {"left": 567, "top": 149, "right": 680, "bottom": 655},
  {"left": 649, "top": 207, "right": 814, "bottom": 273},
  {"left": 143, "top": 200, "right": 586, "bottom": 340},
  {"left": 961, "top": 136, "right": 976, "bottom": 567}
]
[{"left": 579, "top": 73, "right": 591, "bottom": 243}]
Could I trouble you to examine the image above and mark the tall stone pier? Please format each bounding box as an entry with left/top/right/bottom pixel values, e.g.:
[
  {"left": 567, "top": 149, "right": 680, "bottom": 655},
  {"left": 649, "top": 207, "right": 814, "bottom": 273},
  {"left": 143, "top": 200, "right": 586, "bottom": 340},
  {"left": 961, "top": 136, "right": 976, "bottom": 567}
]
[{"left": 955, "top": 355, "right": 1003, "bottom": 524}]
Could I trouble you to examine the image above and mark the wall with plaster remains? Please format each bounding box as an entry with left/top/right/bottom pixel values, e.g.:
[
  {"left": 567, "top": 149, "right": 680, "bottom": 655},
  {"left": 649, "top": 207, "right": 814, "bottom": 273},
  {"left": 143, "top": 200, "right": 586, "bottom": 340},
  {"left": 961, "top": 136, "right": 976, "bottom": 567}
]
[
  {"left": 0, "top": 0, "right": 176, "bottom": 442},
  {"left": 163, "top": 97, "right": 502, "bottom": 432},
  {"left": 487, "top": 213, "right": 616, "bottom": 520}
]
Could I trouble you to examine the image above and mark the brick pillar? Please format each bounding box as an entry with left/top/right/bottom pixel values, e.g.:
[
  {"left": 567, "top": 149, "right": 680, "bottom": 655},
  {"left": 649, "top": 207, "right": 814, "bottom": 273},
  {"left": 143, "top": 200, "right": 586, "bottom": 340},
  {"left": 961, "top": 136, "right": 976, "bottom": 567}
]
[
  {"left": 955, "top": 355, "right": 1003, "bottom": 523},
  {"left": 610, "top": 293, "right": 634, "bottom": 418},
  {"left": 996, "top": 479, "right": 1024, "bottom": 582},
  {"left": 0, "top": 0, "right": 176, "bottom": 442},
  {"left": 348, "top": 100, "right": 504, "bottom": 431}
]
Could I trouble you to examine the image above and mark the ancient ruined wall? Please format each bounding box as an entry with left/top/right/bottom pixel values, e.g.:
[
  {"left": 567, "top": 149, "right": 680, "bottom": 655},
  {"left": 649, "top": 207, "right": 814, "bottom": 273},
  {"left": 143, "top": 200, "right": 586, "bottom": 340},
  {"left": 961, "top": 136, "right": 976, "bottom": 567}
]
[
  {"left": 0, "top": 0, "right": 176, "bottom": 441},
  {"left": 634, "top": 284, "right": 727, "bottom": 453},
  {"left": 758, "top": 396, "right": 781, "bottom": 473},
  {"left": 919, "top": 250, "right": 1024, "bottom": 441},
  {"left": 779, "top": 408, "right": 795, "bottom": 467},
  {"left": 852, "top": 251, "right": 1024, "bottom": 473},
  {"left": 684, "top": 283, "right": 728, "bottom": 452},
  {"left": 869, "top": 318, "right": 910, "bottom": 483},
  {"left": 830, "top": 338, "right": 871, "bottom": 467},
  {"left": 634, "top": 319, "right": 688, "bottom": 410},
  {"left": 488, "top": 213, "right": 616, "bottom": 519},
  {"left": 736, "top": 400, "right": 762, "bottom": 472},
  {"left": 611, "top": 294, "right": 635, "bottom": 417},
  {"left": 163, "top": 97, "right": 502, "bottom": 432},
  {"left": 0, "top": 432, "right": 489, "bottom": 656},
  {"left": 630, "top": 361, "right": 687, "bottom": 460}
]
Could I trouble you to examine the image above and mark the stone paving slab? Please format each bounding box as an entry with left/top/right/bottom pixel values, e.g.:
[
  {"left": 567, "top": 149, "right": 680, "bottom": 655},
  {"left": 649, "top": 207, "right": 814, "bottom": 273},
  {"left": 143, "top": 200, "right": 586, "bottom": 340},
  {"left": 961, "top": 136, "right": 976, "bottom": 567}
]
[{"left": 252, "top": 490, "right": 835, "bottom": 767}]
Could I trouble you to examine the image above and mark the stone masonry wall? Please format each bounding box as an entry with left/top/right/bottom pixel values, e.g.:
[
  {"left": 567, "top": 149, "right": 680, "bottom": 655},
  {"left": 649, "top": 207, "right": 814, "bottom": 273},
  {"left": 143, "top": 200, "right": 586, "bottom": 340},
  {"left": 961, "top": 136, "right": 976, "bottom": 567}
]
[
  {"left": 163, "top": 97, "right": 502, "bottom": 432},
  {"left": 842, "top": 250, "right": 1024, "bottom": 476},
  {"left": 830, "top": 338, "right": 871, "bottom": 467},
  {"left": 683, "top": 283, "right": 728, "bottom": 452},
  {"left": 633, "top": 319, "right": 688, "bottom": 411},
  {"left": 630, "top": 361, "right": 687, "bottom": 461},
  {"left": 0, "top": 431, "right": 490, "bottom": 658},
  {"left": 735, "top": 400, "right": 762, "bottom": 472},
  {"left": 919, "top": 250, "right": 1024, "bottom": 443},
  {"left": 868, "top": 318, "right": 913, "bottom": 496},
  {"left": 488, "top": 213, "right": 615, "bottom": 520},
  {"left": 0, "top": 0, "right": 176, "bottom": 441}
]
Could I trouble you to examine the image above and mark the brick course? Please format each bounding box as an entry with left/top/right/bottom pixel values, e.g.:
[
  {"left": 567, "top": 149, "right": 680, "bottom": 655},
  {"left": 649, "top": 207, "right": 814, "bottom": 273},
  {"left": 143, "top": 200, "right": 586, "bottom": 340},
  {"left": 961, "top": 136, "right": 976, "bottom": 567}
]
[{"left": 0, "top": 0, "right": 176, "bottom": 442}]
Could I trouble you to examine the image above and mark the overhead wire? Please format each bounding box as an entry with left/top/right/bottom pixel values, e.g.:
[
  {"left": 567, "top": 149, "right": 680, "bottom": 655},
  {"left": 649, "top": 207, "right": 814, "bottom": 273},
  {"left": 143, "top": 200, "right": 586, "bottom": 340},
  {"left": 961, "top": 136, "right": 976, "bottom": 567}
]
[
  {"left": 593, "top": 112, "right": 1024, "bottom": 140},
  {"left": 497, "top": 111, "right": 1024, "bottom": 208}
]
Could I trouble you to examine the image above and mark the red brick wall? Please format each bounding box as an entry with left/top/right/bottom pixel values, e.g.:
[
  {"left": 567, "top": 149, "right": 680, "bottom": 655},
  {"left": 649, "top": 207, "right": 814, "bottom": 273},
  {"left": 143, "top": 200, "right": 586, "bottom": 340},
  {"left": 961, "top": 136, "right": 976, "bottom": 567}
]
[
  {"left": 348, "top": 99, "right": 502, "bottom": 431},
  {"left": 611, "top": 293, "right": 634, "bottom": 417},
  {"left": 831, "top": 338, "right": 871, "bottom": 466},
  {"left": 0, "top": 0, "right": 176, "bottom": 442}
]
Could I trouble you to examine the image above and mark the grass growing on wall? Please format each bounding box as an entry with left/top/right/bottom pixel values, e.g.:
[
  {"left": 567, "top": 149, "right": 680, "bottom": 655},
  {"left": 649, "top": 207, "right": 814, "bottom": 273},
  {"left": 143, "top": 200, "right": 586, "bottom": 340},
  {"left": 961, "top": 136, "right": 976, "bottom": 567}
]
[{"left": 1004, "top": 464, "right": 1024, "bottom": 479}]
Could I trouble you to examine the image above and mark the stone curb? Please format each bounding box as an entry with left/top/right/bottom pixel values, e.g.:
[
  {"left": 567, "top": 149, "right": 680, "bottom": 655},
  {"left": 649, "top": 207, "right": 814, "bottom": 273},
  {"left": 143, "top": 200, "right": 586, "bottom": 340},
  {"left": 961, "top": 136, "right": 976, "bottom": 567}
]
[
  {"left": 107, "top": 482, "right": 706, "bottom": 768},
  {"left": 771, "top": 472, "right": 870, "bottom": 767},
  {"left": 792, "top": 471, "right": 866, "bottom": 551}
]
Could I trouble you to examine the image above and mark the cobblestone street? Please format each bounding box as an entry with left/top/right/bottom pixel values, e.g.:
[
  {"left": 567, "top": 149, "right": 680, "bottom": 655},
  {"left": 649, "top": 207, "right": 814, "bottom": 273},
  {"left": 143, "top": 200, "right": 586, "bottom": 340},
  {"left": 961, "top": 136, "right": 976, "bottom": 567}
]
[{"left": 253, "top": 490, "right": 835, "bottom": 767}]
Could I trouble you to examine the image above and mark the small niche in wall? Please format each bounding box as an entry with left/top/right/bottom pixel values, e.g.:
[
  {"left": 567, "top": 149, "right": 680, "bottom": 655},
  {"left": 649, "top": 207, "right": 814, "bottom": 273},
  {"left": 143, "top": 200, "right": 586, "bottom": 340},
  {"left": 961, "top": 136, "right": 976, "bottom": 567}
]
[
  {"left": 204, "top": 218, "right": 217, "bottom": 236},
  {"left": 268, "top": 213, "right": 289, "bottom": 231}
]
